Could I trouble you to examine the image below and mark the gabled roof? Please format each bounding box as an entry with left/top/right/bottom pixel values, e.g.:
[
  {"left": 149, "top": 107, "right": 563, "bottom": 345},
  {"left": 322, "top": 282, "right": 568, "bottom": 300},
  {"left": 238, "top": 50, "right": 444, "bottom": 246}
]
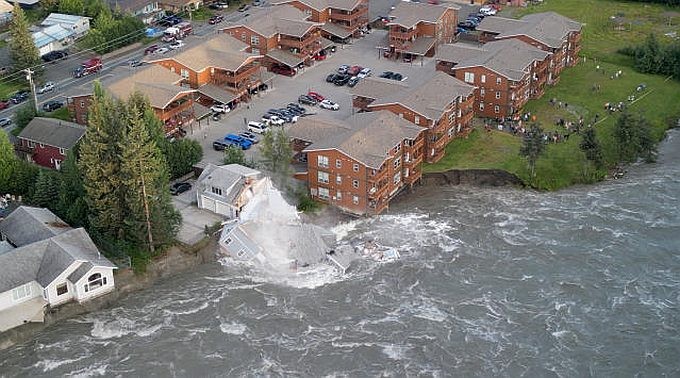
[
  {"left": 149, "top": 34, "right": 259, "bottom": 72},
  {"left": 106, "top": 0, "right": 155, "bottom": 13},
  {"left": 387, "top": 2, "right": 457, "bottom": 29},
  {"left": 41, "top": 13, "right": 89, "bottom": 27},
  {"left": 0, "top": 228, "right": 115, "bottom": 293},
  {"left": 273, "top": 0, "right": 362, "bottom": 11},
  {"left": 18, "top": 117, "right": 86, "bottom": 149},
  {"left": 266, "top": 48, "right": 305, "bottom": 68},
  {"left": 0, "top": 0, "right": 12, "bottom": 13},
  {"left": 197, "top": 163, "right": 261, "bottom": 205},
  {"left": 321, "top": 21, "right": 353, "bottom": 39},
  {"left": 353, "top": 72, "right": 475, "bottom": 120},
  {"left": 291, "top": 111, "right": 424, "bottom": 169},
  {"left": 437, "top": 39, "right": 550, "bottom": 81},
  {"left": 33, "top": 24, "right": 73, "bottom": 48},
  {"left": 477, "top": 11, "right": 582, "bottom": 49},
  {"left": 227, "top": 5, "right": 319, "bottom": 37},
  {"left": 0, "top": 206, "right": 71, "bottom": 247},
  {"left": 104, "top": 65, "right": 192, "bottom": 109}
]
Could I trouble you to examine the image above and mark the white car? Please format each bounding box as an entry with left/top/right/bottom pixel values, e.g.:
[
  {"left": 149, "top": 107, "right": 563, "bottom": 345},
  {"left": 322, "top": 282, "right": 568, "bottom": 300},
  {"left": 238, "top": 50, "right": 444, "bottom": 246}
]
[
  {"left": 37, "top": 81, "right": 54, "bottom": 94},
  {"left": 156, "top": 47, "right": 170, "bottom": 54},
  {"left": 247, "top": 121, "right": 268, "bottom": 134},
  {"left": 169, "top": 40, "right": 185, "bottom": 49},
  {"left": 319, "top": 99, "right": 339, "bottom": 110},
  {"left": 211, "top": 103, "right": 231, "bottom": 113},
  {"left": 0, "top": 118, "right": 12, "bottom": 128},
  {"left": 480, "top": 6, "right": 497, "bottom": 16},
  {"left": 262, "top": 114, "right": 284, "bottom": 126},
  {"left": 357, "top": 68, "right": 371, "bottom": 78}
]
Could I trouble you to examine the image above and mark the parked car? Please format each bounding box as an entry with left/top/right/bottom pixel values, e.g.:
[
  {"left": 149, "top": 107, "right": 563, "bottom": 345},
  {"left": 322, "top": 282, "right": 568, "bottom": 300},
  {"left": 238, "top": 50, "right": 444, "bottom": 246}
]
[
  {"left": 128, "top": 59, "right": 143, "bottom": 67},
  {"left": 41, "top": 50, "right": 68, "bottom": 62},
  {"left": 307, "top": 91, "right": 324, "bottom": 101},
  {"left": 319, "top": 99, "right": 339, "bottom": 110},
  {"left": 10, "top": 91, "right": 29, "bottom": 104},
  {"left": 458, "top": 20, "right": 476, "bottom": 30},
  {"left": 276, "top": 108, "right": 298, "bottom": 122},
  {"left": 238, "top": 131, "right": 260, "bottom": 144},
  {"left": 357, "top": 67, "right": 371, "bottom": 78},
  {"left": 209, "top": 1, "right": 229, "bottom": 9},
  {"left": 379, "top": 71, "right": 394, "bottom": 79},
  {"left": 211, "top": 103, "right": 230, "bottom": 113},
  {"left": 170, "top": 182, "right": 191, "bottom": 195},
  {"left": 238, "top": 4, "right": 250, "bottom": 11},
  {"left": 208, "top": 15, "right": 224, "bottom": 24},
  {"left": 0, "top": 100, "right": 9, "bottom": 110},
  {"left": 333, "top": 74, "right": 351, "bottom": 86},
  {"left": 337, "top": 64, "right": 350, "bottom": 74},
  {"left": 144, "top": 44, "right": 159, "bottom": 55},
  {"left": 298, "top": 94, "right": 317, "bottom": 105},
  {"left": 42, "top": 100, "right": 63, "bottom": 112},
  {"left": 347, "top": 65, "right": 362, "bottom": 76},
  {"left": 248, "top": 121, "right": 268, "bottom": 134},
  {"left": 287, "top": 103, "right": 306, "bottom": 114},
  {"left": 156, "top": 47, "right": 170, "bottom": 55},
  {"left": 224, "top": 134, "right": 253, "bottom": 150},
  {"left": 252, "top": 0, "right": 264, "bottom": 5},
  {"left": 326, "top": 73, "right": 339, "bottom": 83},
  {"left": 392, "top": 73, "right": 404, "bottom": 81},
  {"left": 168, "top": 40, "right": 185, "bottom": 49},
  {"left": 347, "top": 76, "right": 360, "bottom": 87},
  {"left": 271, "top": 65, "right": 295, "bottom": 76},
  {"left": 262, "top": 114, "right": 285, "bottom": 126},
  {"left": 0, "top": 118, "right": 11, "bottom": 128},
  {"left": 37, "top": 81, "right": 55, "bottom": 94},
  {"left": 480, "top": 6, "right": 497, "bottom": 16}
]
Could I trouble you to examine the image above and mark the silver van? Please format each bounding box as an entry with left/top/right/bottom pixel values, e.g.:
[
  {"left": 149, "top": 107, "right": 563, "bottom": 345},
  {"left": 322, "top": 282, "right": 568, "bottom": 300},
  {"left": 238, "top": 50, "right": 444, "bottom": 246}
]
[{"left": 247, "top": 121, "right": 268, "bottom": 134}]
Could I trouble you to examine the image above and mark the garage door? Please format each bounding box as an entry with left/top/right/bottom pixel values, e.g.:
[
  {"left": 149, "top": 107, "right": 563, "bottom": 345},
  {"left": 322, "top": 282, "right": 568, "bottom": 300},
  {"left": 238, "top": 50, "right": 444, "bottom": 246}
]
[
  {"left": 215, "top": 202, "right": 232, "bottom": 217},
  {"left": 202, "top": 197, "right": 216, "bottom": 213}
]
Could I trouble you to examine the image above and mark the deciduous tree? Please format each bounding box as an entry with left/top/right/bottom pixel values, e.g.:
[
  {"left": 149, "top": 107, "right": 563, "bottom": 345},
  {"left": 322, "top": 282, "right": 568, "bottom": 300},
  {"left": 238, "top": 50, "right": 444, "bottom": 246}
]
[
  {"left": 614, "top": 111, "right": 657, "bottom": 163},
  {"left": 519, "top": 123, "right": 546, "bottom": 180}
]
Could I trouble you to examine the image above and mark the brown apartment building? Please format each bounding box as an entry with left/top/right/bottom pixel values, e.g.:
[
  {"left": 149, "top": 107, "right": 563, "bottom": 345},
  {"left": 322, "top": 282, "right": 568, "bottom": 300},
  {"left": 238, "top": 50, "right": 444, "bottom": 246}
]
[
  {"left": 351, "top": 71, "right": 475, "bottom": 163},
  {"left": 148, "top": 34, "right": 270, "bottom": 108},
  {"left": 288, "top": 111, "right": 425, "bottom": 216},
  {"left": 435, "top": 39, "right": 551, "bottom": 119},
  {"left": 66, "top": 65, "right": 199, "bottom": 136},
  {"left": 378, "top": 2, "right": 458, "bottom": 60},
  {"left": 476, "top": 11, "right": 582, "bottom": 80},
  {"left": 221, "top": 5, "right": 326, "bottom": 72},
  {"left": 272, "top": 0, "right": 369, "bottom": 41}
]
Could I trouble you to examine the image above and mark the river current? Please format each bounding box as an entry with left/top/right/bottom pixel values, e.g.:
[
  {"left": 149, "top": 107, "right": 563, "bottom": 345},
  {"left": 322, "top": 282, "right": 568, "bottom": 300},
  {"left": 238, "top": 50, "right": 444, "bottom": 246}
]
[{"left": 1, "top": 131, "right": 679, "bottom": 377}]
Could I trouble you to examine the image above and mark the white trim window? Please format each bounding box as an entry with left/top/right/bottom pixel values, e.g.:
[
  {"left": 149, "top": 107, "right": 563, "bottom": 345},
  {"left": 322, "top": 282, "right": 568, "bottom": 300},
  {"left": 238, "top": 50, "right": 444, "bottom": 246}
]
[
  {"left": 481, "top": 74, "right": 486, "bottom": 83},
  {"left": 251, "top": 35, "right": 259, "bottom": 45},
  {"left": 336, "top": 175, "right": 342, "bottom": 184},
  {"left": 393, "top": 172, "right": 401, "bottom": 184},
  {"left": 335, "top": 159, "right": 342, "bottom": 168},
  {"left": 352, "top": 179, "right": 359, "bottom": 188},
  {"left": 496, "top": 77, "right": 502, "bottom": 85},
  {"left": 317, "top": 155, "right": 329, "bottom": 168},
  {"left": 84, "top": 273, "right": 107, "bottom": 293},
  {"left": 464, "top": 72, "right": 475, "bottom": 84},
  {"left": 352, "top": 195, "right": 359, "bottom": 205},
  {"left": 318, "top": 187, "right": 330, "bottom": 199},
  {"left": 495, "top": 91, "right": 501, "bottom": 99},
  {"left": 12, "top": 283, "right": 32, "bottom": 301},
  {"left": 353, "top": 163, "right": 359, "bottom": 172},
  {"left": 318, "top": 171, "right": 329, "bottom": 183},
  {"left": 58, "top": 147, "right": 66, "bottom": 155}
]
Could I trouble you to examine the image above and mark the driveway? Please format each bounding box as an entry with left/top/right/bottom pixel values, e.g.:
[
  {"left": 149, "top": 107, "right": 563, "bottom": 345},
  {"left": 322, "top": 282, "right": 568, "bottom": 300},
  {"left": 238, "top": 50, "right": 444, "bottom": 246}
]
[{"left": 171, "top": 179, "right": 225, "bottom": 245}]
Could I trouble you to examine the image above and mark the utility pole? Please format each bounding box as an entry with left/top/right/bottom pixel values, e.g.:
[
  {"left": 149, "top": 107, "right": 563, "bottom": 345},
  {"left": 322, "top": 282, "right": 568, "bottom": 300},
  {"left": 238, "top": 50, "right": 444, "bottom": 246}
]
[{"left": 24, "top": 68, "right": 39, "bottom": 114}]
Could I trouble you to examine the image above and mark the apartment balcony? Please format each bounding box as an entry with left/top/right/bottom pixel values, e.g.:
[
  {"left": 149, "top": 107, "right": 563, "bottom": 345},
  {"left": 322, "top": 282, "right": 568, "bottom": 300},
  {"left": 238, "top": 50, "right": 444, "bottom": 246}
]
[
  {"left": 159, "top": 98, "right": 193, "bottom": 121},
  {"left": 389, "top": 28, "right": 417, "bottom": 42},
  {"left": 329, "top": 6, "right": 368, "bottom": 22},
  {"left": 279, "top": 35, "right": 320, "bottom": 51}
]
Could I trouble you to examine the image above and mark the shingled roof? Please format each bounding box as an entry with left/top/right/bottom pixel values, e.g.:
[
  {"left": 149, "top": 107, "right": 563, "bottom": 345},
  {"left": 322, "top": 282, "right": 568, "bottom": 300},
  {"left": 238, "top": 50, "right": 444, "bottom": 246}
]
[
  {"left": 477, "top": 11, "right": 581, "bottom": 49},
  {"left": 387, "top": 2, "right": 458, "bottom": 29},
  {"left": 228, "top": 5, "right": 319, "bottom": 38},
  {"left": 18, "top": 117, "right": 86, "bottom": 150},
  {"left": 104, "top": 65, "right": 193, "bottom": 109},
  {"left": 273, "top": 0, "right": 362, "bottom": 11},
  {"left": 437, "top": 39, "right": 550, "bottom": 81},
  {"left": 0, "top": 206, "right": 71, "bottom": 247},
  {"left": 291, "top": 111, "right": 424, "bottom": 169},
  {"left": 149, "top": 34, "right": 258, "bottom": 72}
]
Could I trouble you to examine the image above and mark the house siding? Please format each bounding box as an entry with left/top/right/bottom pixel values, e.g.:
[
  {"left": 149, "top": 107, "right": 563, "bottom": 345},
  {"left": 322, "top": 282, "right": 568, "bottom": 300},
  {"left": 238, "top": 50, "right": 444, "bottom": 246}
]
[
  {"left": 16, "top": 138, "right": 69, "bottom": 170},
  {"left": 66, "top": 94, "right": 93, "bottom": 126}
]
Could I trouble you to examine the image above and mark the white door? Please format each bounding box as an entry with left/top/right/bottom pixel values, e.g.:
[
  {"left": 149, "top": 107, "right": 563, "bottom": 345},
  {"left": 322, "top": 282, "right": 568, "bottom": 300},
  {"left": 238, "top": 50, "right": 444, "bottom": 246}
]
[{"left": 202, "top": 197, "right": 216, "bottom": 212}]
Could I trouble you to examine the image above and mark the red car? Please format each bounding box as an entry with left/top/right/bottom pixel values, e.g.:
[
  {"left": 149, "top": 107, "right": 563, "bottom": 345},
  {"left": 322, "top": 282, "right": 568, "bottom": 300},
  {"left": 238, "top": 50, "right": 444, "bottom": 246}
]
[
  {"left": 144, "top": 44, "right": 159, "bottom": 55},
  {"left": 307, "top": 91, "right": 324, "bottom": 101},
  {"left": 0, "top": 100, "right": 9, "bottom": 110},
  {"left": 271, "top": 65, "right": 296, "bottom": 77},
  {"left": 208, "top": 15, "right": 224, "bottom": 24},
  {"left": 348, "top": 65, "right": 362, "bottom": 76}
]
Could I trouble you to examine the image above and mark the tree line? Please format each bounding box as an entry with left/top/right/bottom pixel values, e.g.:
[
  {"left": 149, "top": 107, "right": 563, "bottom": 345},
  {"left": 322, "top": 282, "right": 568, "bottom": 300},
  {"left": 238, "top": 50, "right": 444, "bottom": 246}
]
[
  {"left": 1, "top": 84, "right": 204, "bottom": 269},
  {"left": 619, "top": 34, "right": 680, "bottom": 80}
]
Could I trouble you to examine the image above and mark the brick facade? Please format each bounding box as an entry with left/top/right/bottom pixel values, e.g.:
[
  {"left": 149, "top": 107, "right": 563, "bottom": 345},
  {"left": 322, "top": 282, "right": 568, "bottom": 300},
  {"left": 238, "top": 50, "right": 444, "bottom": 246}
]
[{"left": 16, "top": 139, "right": 68, "bottom": 170}]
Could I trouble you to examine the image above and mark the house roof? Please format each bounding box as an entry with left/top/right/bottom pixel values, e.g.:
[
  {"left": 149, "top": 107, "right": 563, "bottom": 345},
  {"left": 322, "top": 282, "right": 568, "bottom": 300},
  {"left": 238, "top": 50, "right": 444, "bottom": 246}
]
[
  {"left": 0, "top": 0, "right": 14, "bottom": 13},
  {"left": 0, "top": 228, "right": 115, "bottom": 293},
  {"left": 41, "top": 13, "right": 89, "bottom": 27},
  {"left": 0, "top": 240, "right": 14, "bottom": 255},
  {"left": 0, "top": 206, "right": 71, "bottom": 247},
  {"left": 387, "top": 2, "right": 457, "bottom": 29},
  {"left": 197, "top": 164, "right": 262, "bottom": 205},
  {"left": 321, "top": 21, "right": 353, "bottom": 39},
  {"left": 266, "top": 48, "right": 305, "bottom": 68},
  {"left": 273, "top": 0, "right": 362, "bottom": 11},
  {"left": 437, "top": 39, "right": 550, "bottom": 81},
  {"left": 18, "top": 117, "right": 86, "bottom": 149},
  {"left": 67, "top": 261, "right": 93, "bottom": 283},
  {"left": 397, "top": 35, "right": 435, "bottom": 56},
  {"left": 477, "top": 11, "right": 581, "bottom": 49},
  {"left": 292, "top": 111, "right": 424, "bottom": 169},
  {"left": 106, "top": 0, "right": 155, "bottom": 13},
  {"left": 33, "top": 24, "right": 73, "bottom": 48},
  {"left": 104, "top": 65, "right": 192, "bottom": 109},
  {"left": 149, "top": 34, "right": 258, "bottom": 72},
  {"left": 353, "top": 72, "right": 475, "bottom": 120},
  {"left": 230, "top": 5, "right": 318, "bottom": 38},
  {"left": 197, "top": 83, "right": 239, "bottom": 104}
]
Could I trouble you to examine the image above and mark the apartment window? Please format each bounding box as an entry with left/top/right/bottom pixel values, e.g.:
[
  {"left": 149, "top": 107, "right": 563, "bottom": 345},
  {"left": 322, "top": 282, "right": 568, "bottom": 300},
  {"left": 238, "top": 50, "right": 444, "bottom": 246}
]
[
  {"left": 495, "top": 91, "right": 501, "bottom": 99},
  {"left": 353, "top": 163, "right": 359, "bottom": 172},
  {"left": 352, "top": 195, "right": 359, "bottom": 205},
  {"left": 241, "top": 33, "right": 246, "bottom": 41},
  {"left": 317, "top": 155, "right": 329, "bottom": 168},
  {"left": 12, "top": 283, "right": 31, "bottom": 301},
  {"left": 414, "top": 116, "right": 420, "bottom": 125},
  {"left": 236, "top": 249, "right": 246, "bottom": 258},
  {"left": 395, "top": 143, "right": 401, "bottom": 152},
  {"left": 464, "top": 72, "right": 475, "bottom": 84},
  {"left": 404, "top": 152, "right": 410, "bottom": 163},
  {"left": 496, "top": 77, "right": 502, "bottom": 85},
  {"left": 56, "top": 283, "right": 68, "bottom": 296},
  {"left": 352, "top": 179, "right": 359, "bottom": 188},
  {"left": 211, "top": 186, "right": 223, "bottom": 196},
  {"left": 511, "top": 92, "right": 516, "bottom": 100},
  {"left": 59, "top": 147, "right": 65, "bottom": 155},
  {"left": 457, "top": 109, "right": 462, "bottom": 117},
  {"left": 494, "top": 105, "right": 500, "bottom": 113},
  {"left": 251, "top": 35, "right": 259, "bottom": 45},
  {"left": 480, "top": 88, "right": 485, "bottom": 97},
  {"left": 336, "top": 175, "right": 342, "bottom": 184},
  {"left": 393, "top": 156, "right": 401, "bottom": 168},
  {"left": 335, "top": 159, "right": 342, "bottom": 168},
  {"left": 336, "top": 191, "right": 342, "bottom": 201},
  {"left": 371, "top": 169, "right": 376, "bottom": 176},
  {"left": 481, "top": 74, "right": 486, "bottom": 83},
  {"left": 180, "top": 69, "right": 189, "bottom": 78},
  {"left": 479, "top": 103, "right": 484, "bottom": 111},
  {"left": 39, "top": 143, "right": 44, "bottom": 148},
  {"left": 393, "top": 172, "right": 401, "bottom": 184},
  {"left": 318, "top": 171, "right": 329, "bottom": 183},
  {"left": 318, "top": 187, "right": 330, "bottom": 199},
  {"left": 80, "top": 100, "right": 85, "bottom": 108},
  {"left": 448, "top": 127, "right": 454, "bottom": 137},
  {"left": 224, "top": 238, "right": 233, "bottom": 245}
]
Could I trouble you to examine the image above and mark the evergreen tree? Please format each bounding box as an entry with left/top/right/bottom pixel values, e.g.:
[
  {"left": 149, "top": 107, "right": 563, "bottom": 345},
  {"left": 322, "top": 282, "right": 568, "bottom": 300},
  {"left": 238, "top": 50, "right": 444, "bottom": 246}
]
[
  {"left": 637, "top": 117, "right": 657, "bottom": 163},
  {"left": 79, "top": 82, "right": 126, "bottom": 239},
  {"left": 32, "top": 170, "right": 60, "bottom": 209},
  {"left": 613, "top": 111, "right": 657, "bottom": 163},
  {"left": 8, "top": 3, "right": 43, "bottom": 78},
  {"left": 0, "top": 132, "right": 17, "bottom": 193},
  {"left": 11, "top": 161, "right": 40, "bottom": 201},
  {"left": 260, "top": 128, "right": 292, "bottom": 174},
  {"left": 57, "top": 146, "right": 89, "bottom": 227},
  {"left": 119, "top": 116, "right": 180, "bottom": 252},
  {"left": 519, "top": 123, "right": 546, "bottom": 180},
  {"left": 579, "top": 128, "right": 603, "bottom": 168},
  {"left": 58, "top": 0, "right": 86, "bottom": 15}
]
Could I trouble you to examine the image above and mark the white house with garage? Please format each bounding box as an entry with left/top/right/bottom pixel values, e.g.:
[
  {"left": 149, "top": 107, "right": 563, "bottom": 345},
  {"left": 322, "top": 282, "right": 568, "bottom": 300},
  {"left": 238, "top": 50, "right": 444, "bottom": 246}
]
[
  {"left": 196, "top": 164, "right": 264, "bottom": 218},
  {"left": 0, "top": 206, "right": 116, "bottom": 333}
]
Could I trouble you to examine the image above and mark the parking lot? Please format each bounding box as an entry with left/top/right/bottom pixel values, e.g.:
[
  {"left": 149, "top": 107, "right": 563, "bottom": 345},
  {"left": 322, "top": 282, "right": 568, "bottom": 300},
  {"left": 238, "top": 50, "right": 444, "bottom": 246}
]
[{"left": 187, "top": 29, "right": 441, "bottom": 165}]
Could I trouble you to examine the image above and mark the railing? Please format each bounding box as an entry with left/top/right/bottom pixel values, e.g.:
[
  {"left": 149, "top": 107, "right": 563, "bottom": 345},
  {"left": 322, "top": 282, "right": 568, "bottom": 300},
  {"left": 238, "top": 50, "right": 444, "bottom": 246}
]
[
  {"left": 279, "top": 35, "right": 319, "bottom": 50},
  {"left": 329, "top": 7, "right": 368, "bottom": 22},
  {"left": 159, "top": 101, "right": 193, "bottom": 121},
  {"left": 390, "top": 30, "right": 417, "bottom": 42}
]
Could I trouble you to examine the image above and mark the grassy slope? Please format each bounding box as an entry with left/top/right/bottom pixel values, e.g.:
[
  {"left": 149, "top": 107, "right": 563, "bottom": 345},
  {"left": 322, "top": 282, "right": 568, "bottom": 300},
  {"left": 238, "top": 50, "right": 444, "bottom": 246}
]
[{"left": 424, "top": 0, "right": 680, "bottom": 190}]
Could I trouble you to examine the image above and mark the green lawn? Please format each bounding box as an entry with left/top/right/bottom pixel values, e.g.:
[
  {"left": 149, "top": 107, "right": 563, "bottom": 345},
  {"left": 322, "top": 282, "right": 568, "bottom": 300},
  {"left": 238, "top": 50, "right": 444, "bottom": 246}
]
[
  {"left": 424, "top": 0, "right": 680, "bottom": 190},
  {"left": 45, "top": 107, "right": 71, "bottom": 121}
]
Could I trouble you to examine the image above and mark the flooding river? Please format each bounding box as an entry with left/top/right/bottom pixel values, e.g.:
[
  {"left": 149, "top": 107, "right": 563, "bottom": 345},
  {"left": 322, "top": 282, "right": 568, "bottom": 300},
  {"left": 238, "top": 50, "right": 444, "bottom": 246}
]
[{"left": 1, "top": 131, "right": 679, "bottom": 376}]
